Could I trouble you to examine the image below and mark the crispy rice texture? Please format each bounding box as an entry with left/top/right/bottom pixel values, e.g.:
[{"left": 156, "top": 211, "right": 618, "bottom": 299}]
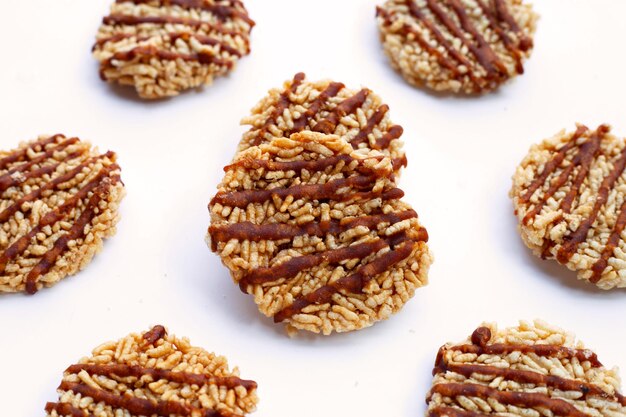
[
  {"left": 511, "top": 124, "right": 626, "bottom": 290},
  {"left": 93, "top": 0, "right": 254, "bottom": 99},
  {"left": 376, "top": 0, "right": 538, "bottom": 94},
  {"left": 208, "top": 131, "right": 432, "bottom": 335},
  {"left": 427, "top": 320, "right": 626, "bottom": 417},
  {"left": 239, "top": 73, "right": 407, "bottom": 177},
  {"left": 45, "top": 325, "right": 259, "bottom": 417},
  {"left": 0, "top": 135, "right": 125, "bottom": 294}
]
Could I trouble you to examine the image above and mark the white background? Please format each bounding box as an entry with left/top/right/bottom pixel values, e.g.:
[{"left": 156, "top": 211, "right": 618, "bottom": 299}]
[{"left": 1, "top": 0, "right": 625, "bottom": 415}]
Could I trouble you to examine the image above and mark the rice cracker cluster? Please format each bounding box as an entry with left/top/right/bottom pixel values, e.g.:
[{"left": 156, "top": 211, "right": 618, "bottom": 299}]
[
  {"left": 45, "top": 325, "right": 259, "bottom": 417},
  {"left": 512, "top": 124, "right": 626, "bottom": 289},
  {"left": 208, "top": 73, "right": 433, "bottom": 335},
  {"left": 93, "top": 0, "right": 254, "bottom": 99},
  {"left": 427, "top": 320, "right": 626, "bottom": 417},
  {"left": 376, "top": 0, "right": 538, "bottom": 94},
  {"left": 0, "top": 134, "right": 124, "bottom": 294}
]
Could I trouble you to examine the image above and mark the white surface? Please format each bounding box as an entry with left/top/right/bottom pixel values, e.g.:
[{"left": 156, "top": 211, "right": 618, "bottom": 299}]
[{"left": 1, "top": 0, "right": 625, "bottom": 415}]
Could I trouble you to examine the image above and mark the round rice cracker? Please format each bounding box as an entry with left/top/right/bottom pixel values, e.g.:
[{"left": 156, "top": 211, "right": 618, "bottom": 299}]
[
  {"left": 511, "top": 124, "right": 626, "bottom": 290},
  {"left": 427, "top": 320, "right": 626, "bottom": 417},
  {"left": 376, "top": 0, "right": 538, "bottom": 94},
  {"left": 45, "top": 325, "right": 259, "bottom": 417},
  {"left": 208, "top": 131, "right": 432, "bottom": 335},
  {"left": 93, "top": 0, "right": 254, "bottom": 99},
  {"left": 239, "top": 73, "right": 407, "bottom": 177},
  {"left": 0, "top": 134, "right": 125, "bottom": 294}
]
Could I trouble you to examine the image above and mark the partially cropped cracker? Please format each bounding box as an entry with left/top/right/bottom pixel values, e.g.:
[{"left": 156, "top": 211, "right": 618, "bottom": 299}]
[
  {"left": 0, "top": 134, "right": 124, "bottom": 294},
  {"left": 511, "top": 124, "right": 626, "bottom": 290},
  {"left": 208, "top": 131, "right": 432, "bottom": 335},
  {"left": 93, "top": 0, "right": 254, "bottom": 99},
  {"left": 427, "top": 320, "right": 626, "bottom": 417},
  {"left": 376, "top": 0, "right": 538, "bottom": 94},
  {"left": 45, "top": 325, "right": 258, "bottom": 417},
  {"left": 239, "top": 73, "right": 407, "bottom": 176}
]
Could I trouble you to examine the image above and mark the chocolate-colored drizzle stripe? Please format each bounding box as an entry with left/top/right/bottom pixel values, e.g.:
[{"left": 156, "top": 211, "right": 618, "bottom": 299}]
[
  {"left": 67, "top": 363, "right": 258, "bottom": 391},
  {"left": 557, "top": 144, "right": 626, "bottom": 264},
  {"left": 224, "top": 153, "right": 357, "bottom": 174},
  {"left": 559, "top": 126, "right": 607, "bottom": 213},
  {"left": 45, "top": 402, "right": 93, "bottom": 417},
  {"left": 375, "top": 125, "right": 404, "bottom": 150},
  {"left": 425, "top": 0, "right": 505, "bottom": 78},
  {"left": 392, "top": 155, "right": 408, "bottom": 170},
  {"left": 25, "top": 175, "right": 121, "bottom": 294},
  {"left": 0, "top": 164, "right": 120, "bottom": 277},
  {"left": 474, "top": 0, "right": 523, "bottom": 73},
  {"left": 351, "top": 105, "right": 389, "bottom": 148},
  {"left": 211, "top": 174, "right": 381, "bottom": 208},
  {"left": 102, "top": 14, "right": 242, "bottom": 37},
  {"left": 290, "top": 82, "right": 345, "bottom": 134},
  {"left": 95, "top": 32, "right": 244, "bottom": 56},
  {"left": 434, "top": 361, "right": 623, "bottom": 404},
  {"left": 494, "top": 0, "right": 532, "bottom": 50},
  {"left": 428, "top": 406, "right": 490, "bottom": 417},
  {"left": 59, "top": 381, "right": 239, "bottom": 417},
  {"left": 590, "top": 198, "right": 626, "bottom": 283},
  {"left": 0, "top": 135, "right": 60, "bottom": 171},
  {"left": 0, "top": 152, "right": 114, "bottom": 223},
  {"left": 405, "top": 1, "right": 481, "bottom": 81},
  {"left": 451, "top": 327, "right": 602, "bottom": 367},
  {"left": 142, "top": 324, "right": 167, "bottom": 345},
  {"left": 0, "top": 137, "right": 80, "bottom": 193},
  {"left": 210, "top": 209, "right": 418, "bottom": 244},
  {"left": 377, "top": 6, "right": 462, "bottom": 78},
  {"left": 312, "top": 89, "right": 370, "bottom": 134},
  {"left": 519, "top": 126, "right": 587, "bottom": 204},
  {"left": 107, "top": 45, "right": 233, "bottom": 68},
  {"left": 251, "top": 72, "right": 305, "bottom": 146},
  {"left": 428, "top": 383, "right": 590, "bottom": 417},
  {"left": 273, "top": 238, "right": 417, "bottom": 322},
  {"left": 116, "top": 0, "right": 255, "bottom": 26}
]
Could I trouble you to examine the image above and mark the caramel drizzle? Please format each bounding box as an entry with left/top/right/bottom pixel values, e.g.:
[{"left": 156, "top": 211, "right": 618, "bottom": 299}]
[
  {"left": 95, "top": 32, "right": 244, "bottom": 56},
  {"left": 142, "top": 324, "right": 167, "bottom": 345},
  {"left": 67, "top": 363, "right": 258, "bottom": 391},
  {"left": 405, "top": 1, "right": 480, "bottom": 82},
  {"left": 519, "top": 126, "right": 587, "bottom": 205},
  {"left": 590, "top": 197, "right": 626, "bottom": 283},
  {"left": 106, "top": 45, "right": 233, "bottom": 68},
  {"left": 289, "top": 82, "right": 345, "bottom": 134},
  {"left": 239, "top": 232, "right": 416, "bottom": 288},
  {"left": 557, "top": 144, "right": 626, "bottom": 264},
  {"left": 102, "top": 14, "right": 242, "bottom": 37},
  {"left": 428, "top": 383, "right": 589, "bottom": 417},
  {"left": 251, "top": 72, "right": 305, "bottom": 146},
  {"left": 0, "top": 152, "right": 113, "bottom": 223},
  {"left": 211, "top": 174, "right": 383, "bottom": 208},
  {"left": 59, "top": 381, "right": 242, "bottom": 417},
  {"left": 428, "top": 406, "right": 489, "bottom": 417},
  {"left": 273, "top": 238, "right": 417, "bottom": 322},
  {"left": 210, "top": 209, "right": 419, "bottom": 244},
  {"left": 521, "top": 126, "right": 604, "bottom": 225},
  {"left": 25, "top": 176, "right": 120, "bottom": 294},
  {"left": 0, "top": 135, "right": 60, "bottom": 171},
  {"left": 0, "top": 164, "right": 120, "bottom": 275},
  {"left": 116, "top": 0, "right": 255, "bottom": 26},
  {"left": 312, "top": 89, "right": 370, "bottom": 134},
  {"left": 45, "top": 402, "right": 93, "bottom": 417},
  {"left": 377, "top": 6, "right": 464, "bottom": 80},
  {"left": 351, "top": 104, "right": 389, "bottom": 148},
  {"left": 434, "top": 360, "right": 625, "bottom": 405},
  {"left": 0, "top": 137, "right": 79, "bottom": 193},
  {"left": 425, "top": 0, "right": 507, "bottom": 79}
]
